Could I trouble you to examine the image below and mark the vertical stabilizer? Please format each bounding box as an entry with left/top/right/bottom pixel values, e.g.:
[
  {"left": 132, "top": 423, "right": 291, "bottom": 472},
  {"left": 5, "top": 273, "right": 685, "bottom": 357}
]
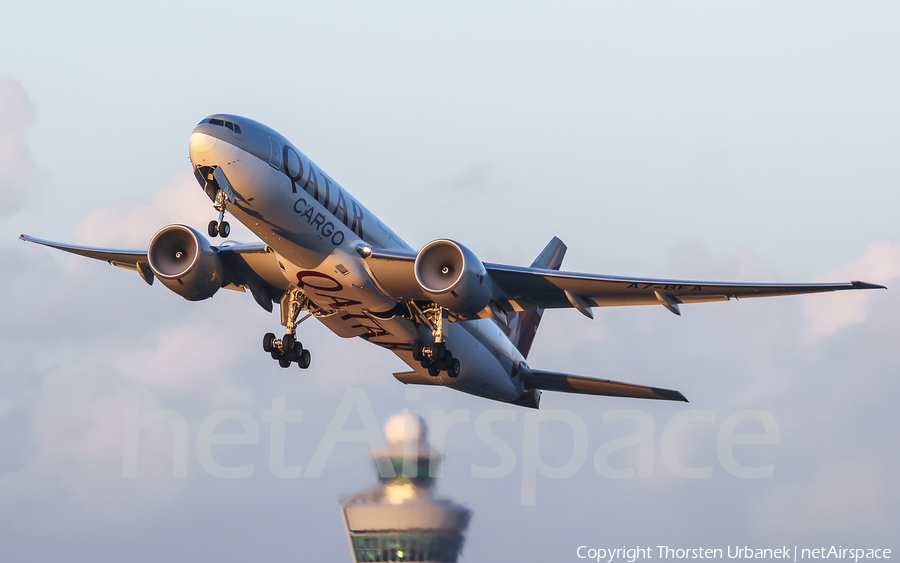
[{"left": 504, "top": 237, "right": 567, "bottom": 358}]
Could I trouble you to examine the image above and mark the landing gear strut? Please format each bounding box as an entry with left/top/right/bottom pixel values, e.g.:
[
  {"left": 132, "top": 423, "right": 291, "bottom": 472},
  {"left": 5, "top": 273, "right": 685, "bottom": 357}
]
[
  {"left": 410, "top": 304, "right": 460, "bottom": 378},
  {"left": 263, "top": 287, "right": 313, "bottom": 369},
  {"left": 208, "top": 187, "right": 230, "bottom": 238}
]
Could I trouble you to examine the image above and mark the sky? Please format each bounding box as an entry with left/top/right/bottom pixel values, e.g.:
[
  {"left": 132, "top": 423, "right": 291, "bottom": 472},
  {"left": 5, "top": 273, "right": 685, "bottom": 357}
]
[{"left": 1, "top": 1, "right": 899, "bottom": 561}]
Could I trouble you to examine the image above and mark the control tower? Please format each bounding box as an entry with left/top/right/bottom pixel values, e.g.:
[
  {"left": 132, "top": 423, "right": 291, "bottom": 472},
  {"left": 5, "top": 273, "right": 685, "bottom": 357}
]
[{"left": 341, "top": 410, "right": 471, "bottom": 562}]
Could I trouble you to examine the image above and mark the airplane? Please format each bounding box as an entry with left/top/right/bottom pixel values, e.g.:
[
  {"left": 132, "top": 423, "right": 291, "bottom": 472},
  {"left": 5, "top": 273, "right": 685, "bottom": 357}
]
[{"left": 20, "top": 114, "right": 886, "bottom": 408}]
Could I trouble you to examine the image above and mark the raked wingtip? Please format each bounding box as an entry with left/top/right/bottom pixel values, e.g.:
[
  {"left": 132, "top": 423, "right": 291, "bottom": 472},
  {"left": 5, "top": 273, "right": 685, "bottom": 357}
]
[{"left": 851, "top": 280, "right": 887, "bottom": 290}]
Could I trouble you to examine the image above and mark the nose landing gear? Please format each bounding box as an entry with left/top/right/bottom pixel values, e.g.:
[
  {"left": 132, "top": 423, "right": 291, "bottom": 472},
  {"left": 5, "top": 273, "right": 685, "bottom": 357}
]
[
  {"left": 208, "top": 187, "right": 230, "bottom": 238},
  {"left": 202, "top": 167, "right": 235, "bottom": 238}
]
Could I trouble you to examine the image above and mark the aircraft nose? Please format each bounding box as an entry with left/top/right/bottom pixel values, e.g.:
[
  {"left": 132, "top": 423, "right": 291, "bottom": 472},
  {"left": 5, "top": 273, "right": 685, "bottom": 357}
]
[{"left": 189, "top": 131, "right": 217, "bottom": 153}]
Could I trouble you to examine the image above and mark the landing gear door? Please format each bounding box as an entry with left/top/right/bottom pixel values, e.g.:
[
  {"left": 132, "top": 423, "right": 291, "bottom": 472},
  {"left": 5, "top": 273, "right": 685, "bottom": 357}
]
[
  {"left": 212, "top": 167, "right": 236, "bottom": 204},
  {"left": 194, "top": 166, "right": 219, "bottom": 201}
]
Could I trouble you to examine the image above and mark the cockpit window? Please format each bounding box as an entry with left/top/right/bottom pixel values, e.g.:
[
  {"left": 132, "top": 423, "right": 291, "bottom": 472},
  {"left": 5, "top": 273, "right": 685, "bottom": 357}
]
[{"left": 200, "top": 118, "right": 242, "bottom": 134}]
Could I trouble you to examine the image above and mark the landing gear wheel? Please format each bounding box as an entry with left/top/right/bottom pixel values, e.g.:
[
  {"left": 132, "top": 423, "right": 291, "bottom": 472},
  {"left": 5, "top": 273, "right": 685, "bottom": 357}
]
[
  {"left": 436, "top": 350, "right": 453, "bottom": 372},
  {"left": 278, "top": 358, "right": 291, "bottom": 368},
  {"left": 296, "top": 349, "right": 311, "bottom": 369},
  {"left": 218, "top": 221, "right": 230, "bottom": 238},
  {"left": 433, "top": 342, "right": 446, "bottom": 362},
  {"left": 448, "top": 358, "right": 460, "bottom": 378},
  {"left": 263, "top": 332, "right": 276, "bottom": 353},
  {"left": 282, "top": 333, "right": 299, "bottom": 355},
  {"left": 270, "top": 349, "right": 282, "bottom": 360},
  {"left": 412, "top": 341, "right": 424, "bottom": 362},
  {"left": 208, "top": 220, "right": 218, "bottom": 237},
  {"left": 428, "top": 366, "right": 440, "bottom": 377}
]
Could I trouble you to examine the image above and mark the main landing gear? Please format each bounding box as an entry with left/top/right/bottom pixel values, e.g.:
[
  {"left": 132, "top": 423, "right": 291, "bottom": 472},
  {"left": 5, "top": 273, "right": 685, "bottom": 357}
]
[
  {"left": 410, "top": 304, "right": 460, "bottom": 378},
  {"left": 207, "top": 182, "right": 230, "bottom": 238},
  {"left": 263, "top": 332, "right": 311, "bottom": 369},
  {"left": 413, "top": 340, "right": 460, "bottom": 378},
  {"left": 263, "top": 287, "right": 313, "bottom": 369}
]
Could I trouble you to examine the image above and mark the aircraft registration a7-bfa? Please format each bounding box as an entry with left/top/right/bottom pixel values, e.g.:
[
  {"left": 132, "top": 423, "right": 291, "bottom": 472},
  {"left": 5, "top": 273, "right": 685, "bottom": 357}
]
[{"left": 21, "top": 115, "right": 886, "bottom": 408}]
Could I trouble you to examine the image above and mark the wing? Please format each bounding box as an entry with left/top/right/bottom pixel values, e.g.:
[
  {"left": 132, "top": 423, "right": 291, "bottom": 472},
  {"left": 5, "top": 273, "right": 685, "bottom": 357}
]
[
  {"left": 482, "top": 263, "right": 885, "bottom": 316},
  {"left": 19, "top": 234, "right": 288, "bottom": 310},
  {"left": 360, "top": 246, "right": 886, "bottom": 317},
  {"left": 20, "top": 234, "right": 156, "bottom": 281}
]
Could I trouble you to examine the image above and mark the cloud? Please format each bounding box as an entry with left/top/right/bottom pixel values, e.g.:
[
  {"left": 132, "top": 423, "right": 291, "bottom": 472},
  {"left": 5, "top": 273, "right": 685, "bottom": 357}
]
[
  {"left": 753, "top": 458, "right": 896, "bottom": 539},
  {"left": 1, "top": 168, "right": 396, "bottom": 534},
  {"left": 745, "top": 277, "right": 900, "bottom": 541},
  {"left": 0, "top": 250, "right": 256, "bottom": 520},
  {"left": 74, "top": 167, "right": 258, "bottom": 248},
  {"left": 0, "top": 77, "right": 50, "bottom": 217},
  {"left": 6, "top": 168, "right": 900, "bottom": 555},
  {"left": 21, "top": 373, "right": 186, "bottom": 512},
  {"left": 0, "top": 175, "right": 254, "bottom": 524},
  {"left": 802, "top": 239, "right": 900, "bottom": 343}
]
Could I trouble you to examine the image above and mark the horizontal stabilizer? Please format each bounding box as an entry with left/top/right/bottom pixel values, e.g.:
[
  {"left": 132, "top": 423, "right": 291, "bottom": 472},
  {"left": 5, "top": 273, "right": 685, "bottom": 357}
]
[
  {"left": 393, "top": 371, "right": 441, "bottom": 386},
  {"left": 519, "top": 366, "right": 687, "bottom": 402}
]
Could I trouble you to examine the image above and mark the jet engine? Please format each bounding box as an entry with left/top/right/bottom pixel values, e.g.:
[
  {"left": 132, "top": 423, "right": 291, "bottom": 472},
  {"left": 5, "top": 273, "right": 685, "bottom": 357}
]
[
  {"left": 147, "top": 224, "right": 225, "bottom": 301},
  {"left": 414, "top": 239, "right": 494, "bottom": 317}
]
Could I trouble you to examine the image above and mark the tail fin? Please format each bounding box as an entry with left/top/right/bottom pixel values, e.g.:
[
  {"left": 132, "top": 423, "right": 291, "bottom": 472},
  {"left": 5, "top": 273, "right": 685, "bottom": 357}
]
[{"left": 504, "top": 237, "right": 567, "bottom": 358}]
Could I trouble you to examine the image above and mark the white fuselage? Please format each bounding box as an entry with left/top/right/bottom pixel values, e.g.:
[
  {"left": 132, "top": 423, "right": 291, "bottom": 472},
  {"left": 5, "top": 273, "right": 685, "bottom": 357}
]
[{"left": 189, "top": 116, "right": 525, "bottom": 403}]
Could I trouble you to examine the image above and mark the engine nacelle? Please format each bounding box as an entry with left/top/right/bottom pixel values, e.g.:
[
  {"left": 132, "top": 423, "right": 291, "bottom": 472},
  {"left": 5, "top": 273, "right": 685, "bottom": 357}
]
[
  {"left": 414, "top": 239, "right": 493, "bottom": 317},
  {"left": 147, "top": 225, "right": 225, "bottom": 301}
]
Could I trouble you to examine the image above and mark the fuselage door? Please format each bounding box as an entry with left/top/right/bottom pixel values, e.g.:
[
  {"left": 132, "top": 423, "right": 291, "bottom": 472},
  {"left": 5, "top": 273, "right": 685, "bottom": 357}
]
[{"left": 268, "top": 136, "right": 282, "bottom": 170}]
